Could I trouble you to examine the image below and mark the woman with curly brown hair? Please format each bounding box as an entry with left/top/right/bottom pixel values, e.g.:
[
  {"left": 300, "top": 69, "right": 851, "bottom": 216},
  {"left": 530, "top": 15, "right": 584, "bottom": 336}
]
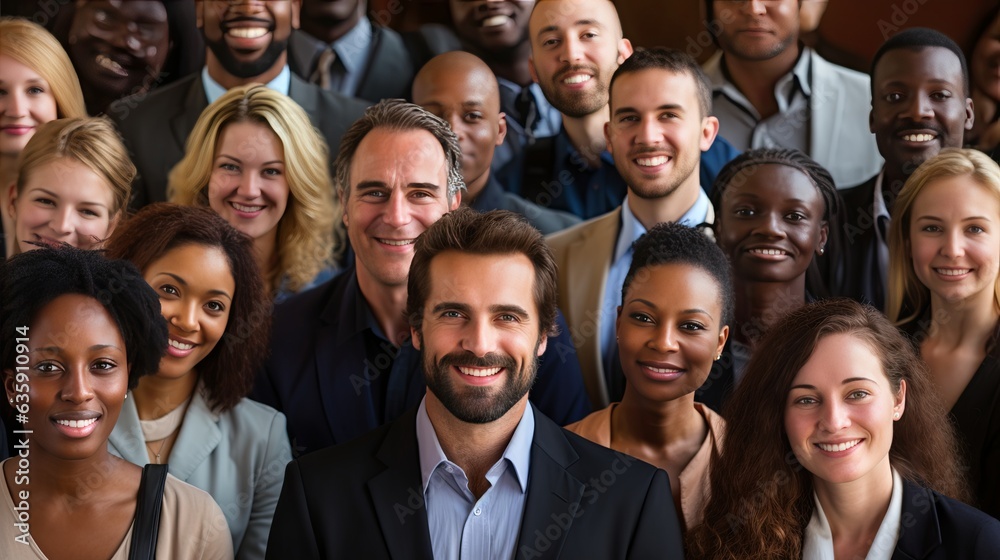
[
  {"left": 688, "top": 299, "right": 1000, "bottom": 559},
  {"left": 105, "top": 203, "right": 291, "bottom": 560}
]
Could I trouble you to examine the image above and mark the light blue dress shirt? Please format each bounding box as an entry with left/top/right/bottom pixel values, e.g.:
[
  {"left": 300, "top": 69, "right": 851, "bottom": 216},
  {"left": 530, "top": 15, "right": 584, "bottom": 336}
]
[
  {"left": 599, "top": 191, "right": 712, "bottom": 377},
  {"left": 417, "top": 398, "right": 534, "bottom": 560},
  {"left": 202, "top": 64, "right": 292, "bottom": 104}
]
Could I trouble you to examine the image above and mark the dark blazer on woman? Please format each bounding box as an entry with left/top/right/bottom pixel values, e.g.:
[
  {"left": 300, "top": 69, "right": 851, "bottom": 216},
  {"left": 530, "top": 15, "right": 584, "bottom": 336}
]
[
  {"left": 901, "top": 317, "right": 1000, "bottom": 519},
  {"left": 895, "top": 478, "right": 1000, "bottom": 558}
]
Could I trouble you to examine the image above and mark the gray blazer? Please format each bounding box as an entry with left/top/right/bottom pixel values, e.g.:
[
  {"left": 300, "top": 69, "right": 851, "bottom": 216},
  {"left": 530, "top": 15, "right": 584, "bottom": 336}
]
[
  {"left": 109, "top": 388, "right": 292, "bottom": 560},
  {"left": 705, "top": 48, "right": 882, "bottom": 190}
]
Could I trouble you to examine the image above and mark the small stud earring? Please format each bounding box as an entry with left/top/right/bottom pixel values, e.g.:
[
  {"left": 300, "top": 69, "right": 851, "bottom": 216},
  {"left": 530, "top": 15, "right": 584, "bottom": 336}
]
[
  {"left": 818, "top": 247, "right": 825, "bottom": 256},
  {"left": 893, "top": 412, "right": 900, "bottom": 419},
  {"left": 715, "top": 354, "right": 722, "bottom": 361}
]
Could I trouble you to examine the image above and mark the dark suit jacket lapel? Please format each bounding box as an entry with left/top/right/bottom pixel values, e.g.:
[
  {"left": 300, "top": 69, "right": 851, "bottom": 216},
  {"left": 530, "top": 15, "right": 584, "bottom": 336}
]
[
  {"left": 515, "top": 408, "right": 586, "bottom": 560},
  {"left": 289, "top": 73, "right": 320, "bottom": 120},
  {"left": 368, "top": 409, "right": 434, "bottom": 560},
  {"left": 357, "top": 25, "right": 413, "bottom": 101},
  {"left": 314, "top": 269, "right": 378, "bottom": 444},
  {"left": 171, "top": 75, "right": 209, "bottom": 151},
  {"left": 893, "top": 479, "right": 943, "bottom": 559},
  {"left": 841, "top": 175, "right": 881, "bottom": 305},
  {"left": 288, "top": 29, "right": 323, "bottom": 78}
]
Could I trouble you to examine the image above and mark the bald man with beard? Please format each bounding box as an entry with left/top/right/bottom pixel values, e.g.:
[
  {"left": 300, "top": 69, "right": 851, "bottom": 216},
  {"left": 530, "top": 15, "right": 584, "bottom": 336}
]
[{"left": 413, "top": 51, "right": 580, "bottom": 234}]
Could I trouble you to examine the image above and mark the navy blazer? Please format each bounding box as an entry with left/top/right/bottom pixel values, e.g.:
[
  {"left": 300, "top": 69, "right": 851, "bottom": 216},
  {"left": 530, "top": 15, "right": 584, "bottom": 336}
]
[
  {"left": 251, "top": 267, "right": 591, "bottom": 456},
  {"left": 109, "top": 71, "right": 368, "bottom": 209},
  {"left": 265, "top": 405, "right": 684, "bottom": 559},
  {"left": 894, "top": 478, "right": 1000, "bottom": 558}
]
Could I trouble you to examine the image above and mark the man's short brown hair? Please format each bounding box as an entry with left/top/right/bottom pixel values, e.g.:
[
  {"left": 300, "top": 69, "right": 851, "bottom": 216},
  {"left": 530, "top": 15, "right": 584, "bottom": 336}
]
[{"left": 406, "top": 208, "right": 559, "bottom": 338}]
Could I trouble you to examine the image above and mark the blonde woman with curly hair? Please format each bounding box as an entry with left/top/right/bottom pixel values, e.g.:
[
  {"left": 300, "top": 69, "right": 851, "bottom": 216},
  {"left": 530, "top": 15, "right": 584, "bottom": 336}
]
[
  {"left": 0, "top": 17, "right": 87, "bottom": 256},
  {"left": 169, "top": 84, "right": 340, "bottom": 300},
  {"left": 887, "top": 148, "right": 1000, "bottom": 518}
]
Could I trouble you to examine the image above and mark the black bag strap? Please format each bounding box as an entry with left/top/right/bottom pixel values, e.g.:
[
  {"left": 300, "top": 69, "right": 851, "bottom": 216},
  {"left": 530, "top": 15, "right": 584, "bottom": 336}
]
[{"left": 128, "top": 463, "right": 169, "bottom": 560}]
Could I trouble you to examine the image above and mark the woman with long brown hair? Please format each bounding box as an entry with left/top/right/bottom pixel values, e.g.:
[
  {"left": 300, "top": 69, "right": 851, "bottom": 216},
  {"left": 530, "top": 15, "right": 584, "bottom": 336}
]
[{"left": 688, "top": 299, "right": 999, "bottom": 558}]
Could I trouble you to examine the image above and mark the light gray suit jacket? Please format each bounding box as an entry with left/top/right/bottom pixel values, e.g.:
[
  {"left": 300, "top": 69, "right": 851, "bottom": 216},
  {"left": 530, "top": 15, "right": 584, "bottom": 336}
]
[
  {"left": 546, "top": 204, "right": 714, "bottom": 409},
  {"left": 705, "top": 48, "right": 882, "bottom": 189},
  {"left": 109, "top": 388, "right": 292, "bottom": 560}
]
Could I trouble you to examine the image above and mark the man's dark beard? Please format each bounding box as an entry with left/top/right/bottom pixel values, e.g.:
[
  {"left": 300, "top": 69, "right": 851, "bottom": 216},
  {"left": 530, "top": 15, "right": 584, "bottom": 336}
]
[
  {"left": 205, "top": 37, "right": 288, "bottom": 79},
  {"left": 423, "top": 348, "right": 538, "bottom": 424}
]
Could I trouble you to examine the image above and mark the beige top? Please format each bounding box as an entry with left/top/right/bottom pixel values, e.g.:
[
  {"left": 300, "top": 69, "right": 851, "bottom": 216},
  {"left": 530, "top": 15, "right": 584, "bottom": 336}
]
[
  {"left": 0, "top": 459, "right": 233, "bottom": 559},
  {"left": 565, "top": 402, "right": 725, "bottom": 530}
]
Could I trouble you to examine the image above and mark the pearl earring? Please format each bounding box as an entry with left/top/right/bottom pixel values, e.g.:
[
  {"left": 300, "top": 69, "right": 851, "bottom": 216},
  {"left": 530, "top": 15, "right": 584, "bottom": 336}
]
[
  {"left": 893, "top": 412, "right": 900, "bottom": 419},
  {"left": 818, "top": 247, "right": 825, "bottom": 256}
]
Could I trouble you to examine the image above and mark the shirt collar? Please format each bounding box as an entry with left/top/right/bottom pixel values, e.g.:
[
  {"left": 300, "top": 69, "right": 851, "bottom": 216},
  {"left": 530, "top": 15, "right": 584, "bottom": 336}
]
[
  {"left": 333, "top": 268, "right": 385, "bottom": 345},
  {"left": 680, "top": 188, "right": 712, "bottom": 228},
  {"left": 331, "top": 16, "right": 373, "bottom": 76},
  {"left": 202, "top": 64, "right": 291, "bottom": 104},
  {"left": 613, "top": 197, "right": 648, "bottom": 263},
  {"left": 416, "top": 397, "right": 534, "bottom": 494},
  {"left": 614, "top": 189, "right": 710, "bottom": 262},
  {"left": 789, "top": 46, "right": 812, "bottom": 98},
  {"left": 803, "top": 468, "right": 904, "bottom": 560},
  {"left": 873, "top": 169, "right": 889, "bottom": 220},
  {"left": 709, "top": 45, "right": 812, "bottom": 109}
]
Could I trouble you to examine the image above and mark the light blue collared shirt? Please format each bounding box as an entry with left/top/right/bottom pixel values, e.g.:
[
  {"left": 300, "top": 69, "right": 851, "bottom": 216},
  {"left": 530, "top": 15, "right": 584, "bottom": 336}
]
[
  {"left": 201, "top": 64, "right": 292, "bottom": 104},
  {"left": 417, "top": 398, "right": 534, "bottom": 560},
  {"left": 599, "top": 191, "right": 712, "bottom": 377}
]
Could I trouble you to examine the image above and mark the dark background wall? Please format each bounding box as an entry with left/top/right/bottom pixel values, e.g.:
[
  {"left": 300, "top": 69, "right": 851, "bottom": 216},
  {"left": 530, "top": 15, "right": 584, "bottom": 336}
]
[{"left": 381, "top": 0, "right": 996, "bottom": 71}]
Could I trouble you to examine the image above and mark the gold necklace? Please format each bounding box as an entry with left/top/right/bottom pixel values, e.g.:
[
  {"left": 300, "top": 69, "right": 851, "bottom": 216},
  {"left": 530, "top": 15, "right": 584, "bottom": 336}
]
[{"left": 145, "top": 428, "right": 177, "bottom": 464}]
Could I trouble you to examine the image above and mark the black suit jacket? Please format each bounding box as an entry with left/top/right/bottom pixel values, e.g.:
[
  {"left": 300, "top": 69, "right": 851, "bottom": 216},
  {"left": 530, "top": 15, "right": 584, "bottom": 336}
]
[
  {"left": 109, "top": 71, "right": 368, "bottom": 209},
  {"left": 287, "top": 24, "right": 416, "bottom": 103},
  {"left": 839, "top": 174, "right": 884, "bottom": 309},
  {"left": 266, "top": 406, "right": 683, "bottom": 559},
  {"left": 894, "top": 478, "right": 1000, "bottom": 558}
]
